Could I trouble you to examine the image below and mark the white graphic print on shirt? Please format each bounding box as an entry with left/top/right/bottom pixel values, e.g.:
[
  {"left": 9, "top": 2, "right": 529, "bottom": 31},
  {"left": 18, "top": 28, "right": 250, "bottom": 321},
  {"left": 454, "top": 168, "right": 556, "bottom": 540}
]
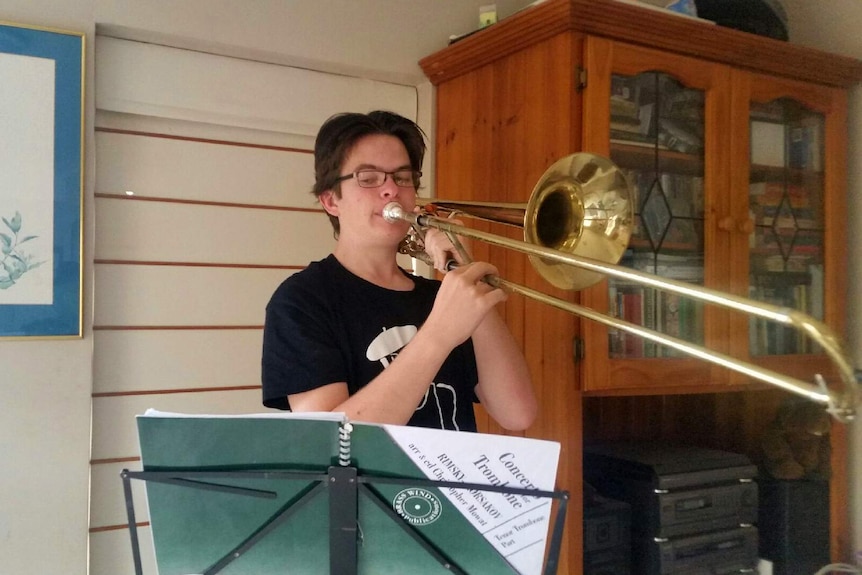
[{"left": 366, "top": 325, "right": 461, "bottom": 430}]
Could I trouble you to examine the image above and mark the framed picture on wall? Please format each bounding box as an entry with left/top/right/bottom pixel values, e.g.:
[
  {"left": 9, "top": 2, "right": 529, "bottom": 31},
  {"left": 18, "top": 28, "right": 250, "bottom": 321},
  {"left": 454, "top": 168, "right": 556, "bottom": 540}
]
[{"left": 0, "top": 21, "right": 84, "bottom": 339}]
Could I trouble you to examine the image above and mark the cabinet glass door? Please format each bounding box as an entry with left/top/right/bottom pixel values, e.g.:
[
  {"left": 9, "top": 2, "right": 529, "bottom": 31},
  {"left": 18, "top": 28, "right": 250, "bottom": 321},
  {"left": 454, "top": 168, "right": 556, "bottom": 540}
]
[
  {"left": 607, "top": 72, "right": 706, "bottom": 359},
  {"left": 748, "top": 100, "right": 825, "bottom": 356}
]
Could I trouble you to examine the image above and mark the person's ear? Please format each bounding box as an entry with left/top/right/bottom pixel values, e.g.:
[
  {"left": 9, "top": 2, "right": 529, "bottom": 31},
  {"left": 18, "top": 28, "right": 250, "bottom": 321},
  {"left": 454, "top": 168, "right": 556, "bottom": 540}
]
[{"left": 319, "top": 190, "right": 339, "bottom": 217}]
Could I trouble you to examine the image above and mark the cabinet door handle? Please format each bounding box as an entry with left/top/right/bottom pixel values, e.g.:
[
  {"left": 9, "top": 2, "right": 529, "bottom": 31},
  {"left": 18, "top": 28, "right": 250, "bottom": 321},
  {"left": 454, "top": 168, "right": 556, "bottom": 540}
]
[
  {"left": 718, "top": 216, "right": 734, "bottom": 232},
  {"left": 717, "top": 216, "right": 754, "bottom": 234}
]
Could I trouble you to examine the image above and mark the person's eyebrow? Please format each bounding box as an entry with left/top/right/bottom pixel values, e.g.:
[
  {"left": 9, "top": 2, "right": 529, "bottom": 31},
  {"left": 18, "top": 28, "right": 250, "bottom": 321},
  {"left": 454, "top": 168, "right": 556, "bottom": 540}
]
[{"left": 348, "top": 162, "right": 413, "bottom": 171}]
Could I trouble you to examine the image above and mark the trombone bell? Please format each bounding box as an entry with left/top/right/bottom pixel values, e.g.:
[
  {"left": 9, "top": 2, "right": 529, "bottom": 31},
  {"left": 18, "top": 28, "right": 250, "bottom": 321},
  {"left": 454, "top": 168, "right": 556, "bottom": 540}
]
[
  {"left": 424, "top": 153, "right": 634, "bottom": 290},
  {"left": 525, "top": 153, "right": 633, "bottom": 290}
]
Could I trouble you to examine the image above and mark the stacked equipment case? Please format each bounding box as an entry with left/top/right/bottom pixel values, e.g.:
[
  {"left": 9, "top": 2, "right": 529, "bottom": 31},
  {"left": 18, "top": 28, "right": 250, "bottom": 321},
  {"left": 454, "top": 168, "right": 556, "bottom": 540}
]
[{"left": 584, "top": 442, "right": 759, "bottom": 575}]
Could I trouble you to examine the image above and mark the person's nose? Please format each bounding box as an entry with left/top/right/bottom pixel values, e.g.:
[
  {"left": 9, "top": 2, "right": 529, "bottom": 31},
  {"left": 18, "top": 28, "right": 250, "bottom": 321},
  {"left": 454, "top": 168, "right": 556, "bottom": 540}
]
[{"left": 378, "top": 174, "right": 400, "bottom": 198}]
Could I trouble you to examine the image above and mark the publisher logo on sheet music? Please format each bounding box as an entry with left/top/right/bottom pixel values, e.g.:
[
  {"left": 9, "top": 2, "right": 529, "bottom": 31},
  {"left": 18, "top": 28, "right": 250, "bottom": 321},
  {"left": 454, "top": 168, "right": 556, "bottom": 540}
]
[{"left": 392, "top": 488, "right": 442, "bottom": 526}]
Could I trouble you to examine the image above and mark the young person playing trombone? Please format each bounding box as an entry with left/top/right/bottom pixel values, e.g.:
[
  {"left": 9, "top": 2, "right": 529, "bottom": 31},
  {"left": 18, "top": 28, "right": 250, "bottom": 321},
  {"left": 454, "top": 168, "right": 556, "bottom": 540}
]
[{"left": 262, "top": 110, "right": 536, "bottom": 432}]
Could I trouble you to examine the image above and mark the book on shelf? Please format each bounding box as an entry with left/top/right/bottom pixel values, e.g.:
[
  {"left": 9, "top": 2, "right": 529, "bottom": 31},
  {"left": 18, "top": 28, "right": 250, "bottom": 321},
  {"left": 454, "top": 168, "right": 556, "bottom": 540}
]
[
  {"left": 615, "top": 120, "right": 704, "bottom": 155},
  {"left": 809, "top": 263, "right": 824, "bottom": 321},
  {"left": 642, "top": 287, "right": 658, "bottom": 358},
  {"left": 658, "top": 118, "right": 703, "bottom": 153},
  {"left": 663, "top": 293, "right": 704, "bottom": 357},
  {"left": 750, "top": 181, "right": 785, "bottom": 206},
  {"left": 688, "top": 176, "right": 705, "bottom": 217},
  {"left": 664, "top": 219, "right": 701, "bottom": 251},
  {"left": 750, "top": 100, "right": 785, "bottom": 122},
  {"left": 664, "top": 89, "right": 704, "bottom": 124},
  {"left": 638, "top": 102, "right": 655, "bottom": 135},
  {"left": 753, "top": 253, "right": 792, "bottom": 272},
  {"left": 659, "top": 291, "right": 684, "bottom": 356},
  {"left": 609, "top": 275, "right": 704, "bottom": 359},
  {"left": 763, "top": 215, "right": 797, "bottom": 229},
  {"left": 610, "top": 115, "right": 644, "bottom": 134},
  {"left": 622, "top": 250, "right": 704, "bottom": 275},
  {"left": 640, "top": 196, "right": 671, "bottom": 245},
  {"left": 748, "top": 282, "right": 815, "bottom": 355},
  {"left": 750, "top": 121, "right": 786, "bottom": 167},
  {"left": 620, "top": 168, "right": 645, "bottom": 212},
  {"left": 610, "top": 130, "right": 668, "bottom": 150},
  {"left": 794, "top": 229, "right": 823, "bottom": 246},
  {"left": 611, "top": 99, "right": 640, "bottom": 121},
  {"left": 611, "top": 75, "right": 641, "bottom": 113},
  {"left": 654, "top": 264, "right": 704, "bottom": 283},
  {"left": 752, "top": 270, "right": 812, "bottom": 288},
  {"left": 786, "top": 184, "right": 813, "bottom": 209},
  {"left": 609, "top": 283, "right": 645, "bottom": 358},
  {"left": 609, "top": 284, "right": 627, "bottom": 357},
  {"left": 623, "top": 286, "right": 645, "bottom": 357},
  {"left": 750, "top": 181, "right": 814, "bottom": 210},
  {"left": 788, "top": 116, "right": 823, "bottom": 171},
  {"left": 756, "top": 210, "right": 818, "bottom": 229}
]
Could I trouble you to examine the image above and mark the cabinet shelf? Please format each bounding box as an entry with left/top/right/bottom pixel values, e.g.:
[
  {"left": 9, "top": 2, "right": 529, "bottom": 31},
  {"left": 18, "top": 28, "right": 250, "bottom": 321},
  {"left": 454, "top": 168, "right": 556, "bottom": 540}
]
[
  {"left": 611, "top": 141, "right": 704, "bottom": 175},
  {"left": 750, "top": 163, "right": 825, "bottom": 182}
]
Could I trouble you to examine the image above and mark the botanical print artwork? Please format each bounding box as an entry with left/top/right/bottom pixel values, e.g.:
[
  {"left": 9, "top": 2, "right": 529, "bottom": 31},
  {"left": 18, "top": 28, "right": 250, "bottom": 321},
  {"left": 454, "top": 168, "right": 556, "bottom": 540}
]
[
  {"left": 1, "top": 211, "right": 45, "bottom": 290},
  {"left": 1, "top": 50, "right": 55, "bottom": 306},
  {"left": 0, "top": 23, "right": 83, "bottom": 336}
]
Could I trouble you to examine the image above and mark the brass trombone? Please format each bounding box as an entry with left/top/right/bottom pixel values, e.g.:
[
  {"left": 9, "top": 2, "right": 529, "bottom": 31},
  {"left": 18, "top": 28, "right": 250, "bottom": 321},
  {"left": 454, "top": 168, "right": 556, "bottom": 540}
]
[{"left": 382, "top": 153, "right": 861, "bottom": 423}]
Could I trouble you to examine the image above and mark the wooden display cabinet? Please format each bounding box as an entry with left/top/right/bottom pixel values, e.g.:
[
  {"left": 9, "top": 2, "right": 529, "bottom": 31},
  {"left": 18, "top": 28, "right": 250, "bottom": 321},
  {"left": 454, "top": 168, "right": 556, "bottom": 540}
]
[{"left": 420, "top": 0, "right": 862, "bottom": 572}]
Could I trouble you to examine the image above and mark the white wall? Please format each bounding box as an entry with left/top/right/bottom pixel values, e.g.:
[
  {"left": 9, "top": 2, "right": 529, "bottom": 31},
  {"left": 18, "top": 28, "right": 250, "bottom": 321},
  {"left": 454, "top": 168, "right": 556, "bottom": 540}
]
[
  {"left": 92, "top": 0, "right": 532, "bottom": 86},
  {"left": 89, "top": 37, "right": 423, "bottom": 573},
  {"left": 781, "top": 0, "right": 862, "bottom": 556}
]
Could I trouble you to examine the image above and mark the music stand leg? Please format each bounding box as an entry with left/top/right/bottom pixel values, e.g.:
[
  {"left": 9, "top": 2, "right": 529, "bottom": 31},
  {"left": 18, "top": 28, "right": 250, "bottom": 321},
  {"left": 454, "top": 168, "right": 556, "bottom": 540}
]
[
  {"left": 121, "top": 470, "right": 144, "bottom": 575},
  {"left": 328, "top": 466, "right": 359, "bottom": 575},
  {"left": 543, "top": 492, "right": 568, "bottom": 575}
]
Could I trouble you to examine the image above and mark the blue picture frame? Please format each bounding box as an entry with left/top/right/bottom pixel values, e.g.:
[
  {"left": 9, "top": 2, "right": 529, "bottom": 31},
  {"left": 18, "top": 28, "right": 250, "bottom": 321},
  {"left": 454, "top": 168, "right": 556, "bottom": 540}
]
[{"left": 0, "top": 22, "right": 84, "bottom": 338}]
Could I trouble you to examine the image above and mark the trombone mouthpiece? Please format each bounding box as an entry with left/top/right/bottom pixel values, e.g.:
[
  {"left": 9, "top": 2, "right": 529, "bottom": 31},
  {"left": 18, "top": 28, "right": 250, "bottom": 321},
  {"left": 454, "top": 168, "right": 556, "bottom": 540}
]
[{"left": 382, "top": 202, "right": 406, "bottom": 223}]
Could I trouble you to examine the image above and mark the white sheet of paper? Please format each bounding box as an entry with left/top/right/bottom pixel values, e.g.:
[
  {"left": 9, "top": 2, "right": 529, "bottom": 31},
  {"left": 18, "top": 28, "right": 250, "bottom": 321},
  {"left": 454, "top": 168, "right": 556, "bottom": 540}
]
[{"left": 382, "top": 424, "right": 561, "bottom": 575}]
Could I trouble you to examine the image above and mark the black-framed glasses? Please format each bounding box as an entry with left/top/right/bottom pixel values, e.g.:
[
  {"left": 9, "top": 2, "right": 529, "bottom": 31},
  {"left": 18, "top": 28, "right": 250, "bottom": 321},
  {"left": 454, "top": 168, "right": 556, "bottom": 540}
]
[{"left": 334, "top": 169, "right": 421, "bottom": 189}]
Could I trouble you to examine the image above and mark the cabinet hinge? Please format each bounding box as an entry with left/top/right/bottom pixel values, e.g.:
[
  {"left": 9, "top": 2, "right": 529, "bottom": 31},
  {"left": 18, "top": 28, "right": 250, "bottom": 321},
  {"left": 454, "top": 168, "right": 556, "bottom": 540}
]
[
  {"left": 573, "top": 337, "right": 585, "bottom": 363},
  {"left": 576, "top": 66, "right": 587, "bottom": 91}
]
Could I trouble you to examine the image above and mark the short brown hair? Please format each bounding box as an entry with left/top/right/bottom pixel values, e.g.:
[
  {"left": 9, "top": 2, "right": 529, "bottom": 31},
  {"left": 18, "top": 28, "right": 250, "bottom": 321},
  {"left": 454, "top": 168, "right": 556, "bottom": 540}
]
[{"left": 312, "top": 111, "right": 426, "bottom": 237}]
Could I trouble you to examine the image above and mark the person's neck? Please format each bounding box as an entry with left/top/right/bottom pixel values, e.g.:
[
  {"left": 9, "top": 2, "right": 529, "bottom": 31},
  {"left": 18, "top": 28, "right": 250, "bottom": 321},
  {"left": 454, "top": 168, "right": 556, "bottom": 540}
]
[{"left": 332, "top": 243, "right": 413, "bottom": 291}]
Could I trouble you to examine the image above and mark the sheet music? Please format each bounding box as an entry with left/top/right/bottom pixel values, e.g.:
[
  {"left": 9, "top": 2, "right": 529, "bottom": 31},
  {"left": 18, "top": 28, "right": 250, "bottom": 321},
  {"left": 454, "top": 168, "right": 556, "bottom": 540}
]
[{"left": 382, "top": 425, "right": 560, "bottom": 575}]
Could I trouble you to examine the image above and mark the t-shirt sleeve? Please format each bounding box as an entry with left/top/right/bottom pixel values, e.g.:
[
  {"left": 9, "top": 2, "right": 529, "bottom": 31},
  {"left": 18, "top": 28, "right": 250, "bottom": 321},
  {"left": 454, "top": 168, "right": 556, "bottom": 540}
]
[{"left": 261, "top": 281, "right": 346, "bottom": 410}]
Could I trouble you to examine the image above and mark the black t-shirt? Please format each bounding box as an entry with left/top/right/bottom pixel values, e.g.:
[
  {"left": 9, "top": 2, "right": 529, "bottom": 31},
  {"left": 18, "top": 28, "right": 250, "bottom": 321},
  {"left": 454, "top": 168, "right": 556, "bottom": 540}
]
[{"left": 262, "top": 254, "right": 479, "bottom": 431}]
